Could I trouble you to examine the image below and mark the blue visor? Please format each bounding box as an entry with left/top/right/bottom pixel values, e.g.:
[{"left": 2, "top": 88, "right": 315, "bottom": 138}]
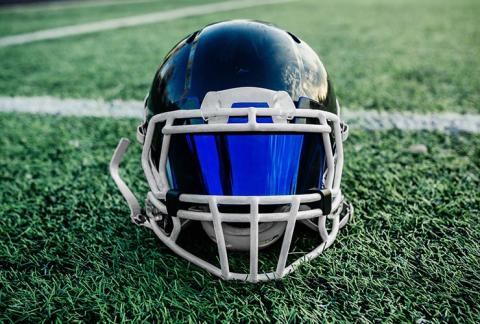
[{"left": 163, "top": 102, "right": 326, "bottom": 196}]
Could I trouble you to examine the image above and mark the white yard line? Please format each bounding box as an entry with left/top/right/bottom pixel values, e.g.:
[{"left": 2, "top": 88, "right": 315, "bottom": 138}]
[
  {"left": 0, "top": 0, "right": 294, "bottom": 48},
  {"left": 345, "top": 110, "right": 480, "bottom": 133},
  {"left": 0, "top": 96, "right": 143, "bottom": 118},
  {"left": 1, "top": 96, "right": 479, "bottom": 133},
  {"left": 1, "top": 0, "right": 158, "bottom": 13}
]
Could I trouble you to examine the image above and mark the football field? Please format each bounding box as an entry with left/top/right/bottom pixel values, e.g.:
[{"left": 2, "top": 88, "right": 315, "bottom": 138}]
[{"left": 1, "top": 0, "right": 479, "bottom": 322}]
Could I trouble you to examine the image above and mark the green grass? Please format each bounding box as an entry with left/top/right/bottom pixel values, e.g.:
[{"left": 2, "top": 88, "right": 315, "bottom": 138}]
[
  {"left": 1, "top": 113, "right": 479, "bottom": 322},
  {"left": 0, "top": 0, "right": 216, "bottom": 37},
  {"left": 0, "top": 0, "right": 479, "bottom": 113}
]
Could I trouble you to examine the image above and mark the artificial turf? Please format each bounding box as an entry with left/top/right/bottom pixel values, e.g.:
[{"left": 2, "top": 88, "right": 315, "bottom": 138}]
[
  {"left": 0, "top": 0, "right": 479, "bottom": 113},
  {"left": 0, "top": 113, "right": 478, "bottom": 322}
]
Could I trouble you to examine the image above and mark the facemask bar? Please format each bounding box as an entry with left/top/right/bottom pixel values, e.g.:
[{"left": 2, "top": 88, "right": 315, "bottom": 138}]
[
  {"left": 110, "top": 87, "right": 349, "bottom": 282},
  {"left": 142, "top": 88, "right": 343, "bottom": 200},
  {"left": 144, "top": 194, "right": 344, "bottom": 282}
]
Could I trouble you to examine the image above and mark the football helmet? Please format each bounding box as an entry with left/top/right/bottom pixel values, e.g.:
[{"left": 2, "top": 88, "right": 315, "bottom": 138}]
[{"left": 110, "top": 20, "right": 352, "bottom": 283}]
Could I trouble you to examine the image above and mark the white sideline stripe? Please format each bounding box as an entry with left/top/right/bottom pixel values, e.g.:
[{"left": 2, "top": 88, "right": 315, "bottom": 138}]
[
  {"left": 1, "top": 96, "right": 479, "bottom": 133},
  {"left": 0, "top": 0, "right": 295, "bottom": 48},
  {"left": 1, "top": 0, "right": 158, "bottom": 13}
]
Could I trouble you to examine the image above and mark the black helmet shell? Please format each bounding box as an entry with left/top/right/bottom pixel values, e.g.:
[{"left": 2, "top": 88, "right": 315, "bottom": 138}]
[{"left": 146, "top": 20, "right": 337, "bottom": 121}]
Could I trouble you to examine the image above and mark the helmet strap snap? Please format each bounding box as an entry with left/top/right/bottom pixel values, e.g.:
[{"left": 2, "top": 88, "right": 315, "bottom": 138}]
[
  {"left": 165, "top": 189, "right": 185, "bottom": 217},
  {"left": 306, "top": 188, "right": 332, "bottom": 215}
]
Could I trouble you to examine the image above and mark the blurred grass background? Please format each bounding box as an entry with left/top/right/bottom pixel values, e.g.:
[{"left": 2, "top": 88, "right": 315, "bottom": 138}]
[{"left": 0, "top": 0, "right": 479, "bottom": 112}]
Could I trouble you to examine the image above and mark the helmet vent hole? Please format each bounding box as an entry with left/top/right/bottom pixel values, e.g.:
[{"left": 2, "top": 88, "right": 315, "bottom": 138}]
[
  {"left": 287, "top": 31, "right": 301, "bottom": 44},
  {"left": 186, "top": 31, "right": 199, "bottom": 44}
]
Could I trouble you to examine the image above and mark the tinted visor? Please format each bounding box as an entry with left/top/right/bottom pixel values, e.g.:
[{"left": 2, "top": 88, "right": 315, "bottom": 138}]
[{"left": 166, "top": 132, "right": 326, "bottom": 196}]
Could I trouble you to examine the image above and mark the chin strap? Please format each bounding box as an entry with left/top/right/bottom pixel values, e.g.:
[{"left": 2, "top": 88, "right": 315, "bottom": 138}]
[{"left": 110, "top": 138, "right": 147, "bottom": 225}]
